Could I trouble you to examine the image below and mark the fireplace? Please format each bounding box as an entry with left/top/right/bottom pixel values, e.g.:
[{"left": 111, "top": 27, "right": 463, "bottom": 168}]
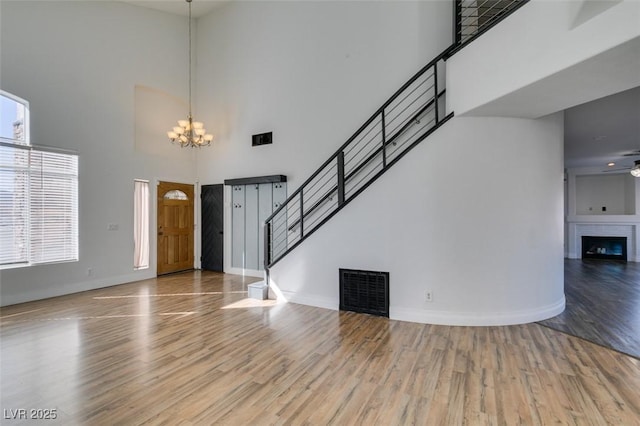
[{"left": 581, "top": 236, "right": 627, "bottom": 262}]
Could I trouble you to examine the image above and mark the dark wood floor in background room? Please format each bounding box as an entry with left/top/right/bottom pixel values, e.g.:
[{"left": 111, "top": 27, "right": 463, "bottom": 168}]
[{"left": 538, "top": 259, "right": 640, "bottom": 359}]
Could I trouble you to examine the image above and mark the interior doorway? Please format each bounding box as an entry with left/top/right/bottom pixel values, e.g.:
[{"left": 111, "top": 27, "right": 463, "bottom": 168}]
[{"left": 157, "top": 181, "right": 194, "bottom": 275}]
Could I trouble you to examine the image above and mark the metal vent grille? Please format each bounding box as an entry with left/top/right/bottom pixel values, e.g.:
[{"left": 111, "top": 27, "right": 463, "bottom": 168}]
[{"left": 339, "top": 269, "right": 389, "bottom": 317}]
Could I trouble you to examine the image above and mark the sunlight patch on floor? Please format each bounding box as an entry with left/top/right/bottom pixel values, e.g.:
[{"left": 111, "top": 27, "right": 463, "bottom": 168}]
[
  {"left": 93, "top": 291, "right": 246, "bottom": 299},
  {"left": 221, "top": 298, "right": 280, "bottom": 309}
]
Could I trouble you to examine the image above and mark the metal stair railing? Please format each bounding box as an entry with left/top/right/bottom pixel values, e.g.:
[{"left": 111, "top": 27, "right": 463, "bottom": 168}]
[
  {"left": 263, "top": 0, "right": 530, "bottom": 273},
  {"left": 264, "top": 46, "right": 455, "bottom": 270}
]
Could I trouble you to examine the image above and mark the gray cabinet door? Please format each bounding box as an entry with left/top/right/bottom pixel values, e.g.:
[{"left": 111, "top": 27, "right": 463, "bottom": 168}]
[
  {"left": 244, "top": 184, "right": 259, "bottom": 270},
  {"left": 231, "top": 185, "right": 245, "bottom": 269},
  {"left": 230, "top": 181, "right": 286, "bottom": 271},
  {"left": 273, "top": 183, "right": 287, "bottom": 210}
]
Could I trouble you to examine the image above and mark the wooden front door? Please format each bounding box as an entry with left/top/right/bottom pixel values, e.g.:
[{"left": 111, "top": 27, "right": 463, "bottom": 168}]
[{"left": 157, "top": 181, "right": 194, "bottom": 275}]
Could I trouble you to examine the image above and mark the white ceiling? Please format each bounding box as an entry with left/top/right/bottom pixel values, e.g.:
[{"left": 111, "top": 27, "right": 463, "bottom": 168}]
[{"left": 564, "top": 86, "right": 640, "bottom": 170}]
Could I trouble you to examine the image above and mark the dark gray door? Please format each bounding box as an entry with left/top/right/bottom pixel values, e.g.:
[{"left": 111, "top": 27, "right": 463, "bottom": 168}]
[{"left": 201, "top": 184, "right": 224, "bottom": 272}]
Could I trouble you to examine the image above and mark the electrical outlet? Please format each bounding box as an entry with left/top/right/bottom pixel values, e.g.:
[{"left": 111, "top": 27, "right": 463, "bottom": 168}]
[
  {"left": 425, "top": 290, "right": 433, "bottom": 302},
  {"left": 107, "top": 223, "right": 119, "bottom": 231}
]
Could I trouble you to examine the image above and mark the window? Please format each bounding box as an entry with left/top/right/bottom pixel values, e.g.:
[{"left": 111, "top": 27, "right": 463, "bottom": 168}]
[
  {"left": 133, "top": 180, "right": 149, "bottom": 270},
  {"left": 0, "top": 91, "right": 28, "bottom": 144},
  {"left": 164, "top": 189, "right": 188, "bottom": 200},
  {"left": 0, "top": 91, "right": 78, "bottom": 269}
]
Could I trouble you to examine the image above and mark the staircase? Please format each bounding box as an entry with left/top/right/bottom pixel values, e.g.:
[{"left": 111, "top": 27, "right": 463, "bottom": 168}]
[{"left": 264, "top": 0, "right": 528, "bottom": 272}]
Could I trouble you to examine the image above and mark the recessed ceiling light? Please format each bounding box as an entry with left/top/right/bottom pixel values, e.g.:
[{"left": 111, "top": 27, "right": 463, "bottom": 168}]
[{"left": 607, "top": 162, "right": 615, "bottom": 167}]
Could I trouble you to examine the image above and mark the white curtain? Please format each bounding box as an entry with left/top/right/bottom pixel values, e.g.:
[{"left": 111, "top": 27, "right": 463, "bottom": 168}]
[{"left": 133, "top": 180, "right": 149, "bottom": 269}]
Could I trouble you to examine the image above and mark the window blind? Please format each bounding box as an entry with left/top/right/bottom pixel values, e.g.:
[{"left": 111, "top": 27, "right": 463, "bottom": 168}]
[
  {"left": 0, "top": 90, "right": 78, "bottom": 269},
  {"left": 0, "top": 145, "right": 30, "bottom": 266},
  {"left": 29, "top": 150, "right": 78, "bottom": 264},
  {"left": 0, "top": 145, "right": 78, "bottom": 267}
]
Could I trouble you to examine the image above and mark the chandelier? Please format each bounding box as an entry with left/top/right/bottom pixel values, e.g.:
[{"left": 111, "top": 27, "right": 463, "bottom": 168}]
[{"left": 167, "top": 0, "right": 213, "bottom": 147}]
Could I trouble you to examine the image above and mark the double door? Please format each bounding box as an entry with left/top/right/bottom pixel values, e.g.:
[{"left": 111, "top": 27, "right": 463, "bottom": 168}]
[{"left": 232, "top": 182, "right": 286, "bottom": 271}]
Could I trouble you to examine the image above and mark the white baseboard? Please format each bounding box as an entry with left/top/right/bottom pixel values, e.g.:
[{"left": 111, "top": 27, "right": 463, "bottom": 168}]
[
  {"left": 278, "top": 291, "right": 565, "bottom": 326},
  {"left": 1, "top": 271, "right": 153, "bottom": 307},
  {"left": 279, "top": 290, "right": 337, "bottom": 311},
  {"left": 390, "top": 296, "right": 566, "bottom": 326}
]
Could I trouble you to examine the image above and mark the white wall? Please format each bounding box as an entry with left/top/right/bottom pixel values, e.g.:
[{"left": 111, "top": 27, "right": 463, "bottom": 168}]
[
  {"left": 192, "top": 0, "right": 453, "bottom": 274},
  {"left": 625, "top": 173, "right": 637, "bottom": 215},
  {"left": 575, "top": 174, "right": 631, "bottom": 215},
  {"left": 270, "top": 114, "right": 566, "bottom": 326},
  {"left": 193, "top": 1, "right": 452, "bottom": 186},
  {"left": 0, "top": 1, "right": 197, "bottom": 305},
  {"left": 447, "top": 0, "right": 640, "bottom": 118}
]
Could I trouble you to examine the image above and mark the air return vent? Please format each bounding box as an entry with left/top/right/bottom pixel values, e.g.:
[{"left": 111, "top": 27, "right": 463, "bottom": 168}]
[{"left": 339, "top": 268, "right": 389, "bottom": 317}]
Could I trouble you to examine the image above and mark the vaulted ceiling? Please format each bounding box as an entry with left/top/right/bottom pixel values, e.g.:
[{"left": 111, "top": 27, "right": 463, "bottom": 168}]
[{"left": 120, "top": 1, "right": 640, "bottom": 173}]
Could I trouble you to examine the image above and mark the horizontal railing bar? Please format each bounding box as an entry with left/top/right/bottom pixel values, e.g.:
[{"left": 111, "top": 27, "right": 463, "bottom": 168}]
[
  {"left": 345, "top": 160, "right": 384, "bottom": 199},
  {"left": 268, "top": 1, "right": 530, "bottom": 270},
  {"left": 268, "top": 112, "right": 454, "bottom": 268},
  {"left": 384, "top": 84, "right": 436, "bottom": 134},
  {"left": 384, "top": 73, "right": 433, "bottom": 118},
  {"left": 265, "top": 45, "right": 455, "bottom": 225},
  {"left": 384, "top": 91, "right": 441, "bottom": 145},
  {"left": 285, "top": 91, "right": 444, "bottom": 234},
  {"left": 344, "top": 129, "right": 383, "bottom": 169},
  {"left": 458, "top": 2, "right": 513, "bottom": 29},
  {"left": 385, "top": 94, "right": 436, "bottom": 141},
  {"left": 300, "top": 163, "right": 337, "bottom": 197},
  {"left": 288, "top": 186, "right": 338, "bottom": 231},
  {"left": 302, "top": 177, "right": 338, "bottom": 215},
  {"left": 446, "top": 0, "right": 529, "bottom": 59},
  {"left": 378, "top": 46, "right": 454, "bottom": 113},
  {"left": 459, "top": 0, "right": 500, "bottom": 18},
  {"left": 386, "top": 116, "right": 438, "bottom": 159},
  {"left": 344, "top": 116, "right": 383, "bottom": 157}
]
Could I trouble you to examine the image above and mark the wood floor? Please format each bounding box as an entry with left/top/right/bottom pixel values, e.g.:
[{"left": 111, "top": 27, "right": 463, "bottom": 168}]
[
  {"left": 1, "top": 271, "right": 640, "bottom": 425},
  {"left": 538, "top": 259, "right": 640, "bottom": 359}
]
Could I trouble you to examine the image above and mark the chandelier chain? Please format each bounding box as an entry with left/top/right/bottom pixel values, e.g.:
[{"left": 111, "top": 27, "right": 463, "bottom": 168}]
[
  {"left": 166, "top": 0, "right": 213, "bottom": 148},
  {"left": 188, "top": 0, "right": 192, "bottom": 118}
]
